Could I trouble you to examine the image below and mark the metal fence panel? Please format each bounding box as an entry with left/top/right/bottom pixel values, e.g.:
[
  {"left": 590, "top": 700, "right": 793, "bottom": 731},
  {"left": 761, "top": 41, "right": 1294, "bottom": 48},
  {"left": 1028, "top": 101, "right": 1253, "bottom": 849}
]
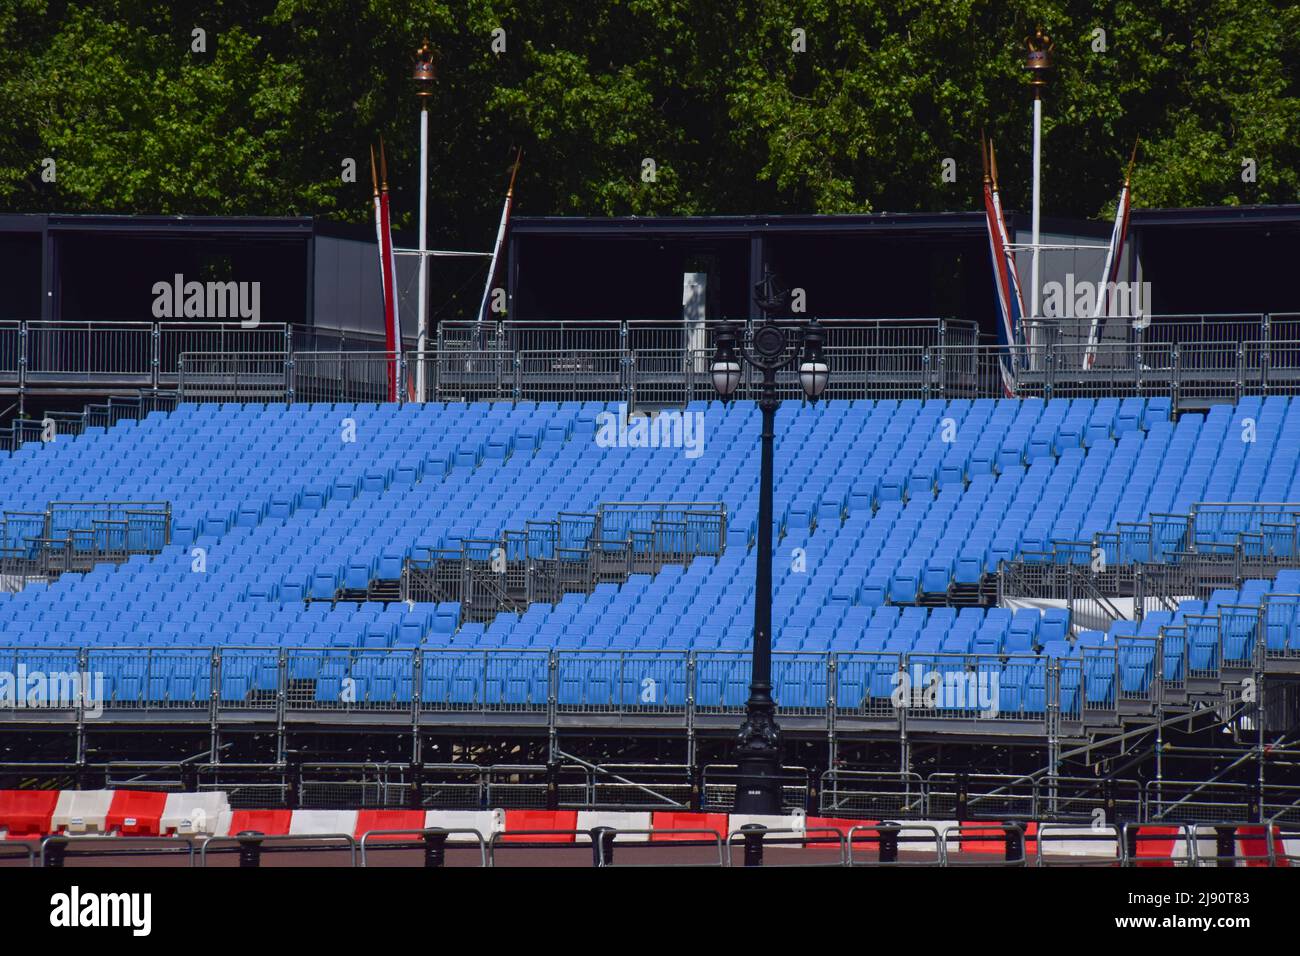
[
  {"left": 291, "top": 351, "right": 403, "bottom": 404},
  {"left": 178, "top": 351, "right": 288, "bottom": 402}
]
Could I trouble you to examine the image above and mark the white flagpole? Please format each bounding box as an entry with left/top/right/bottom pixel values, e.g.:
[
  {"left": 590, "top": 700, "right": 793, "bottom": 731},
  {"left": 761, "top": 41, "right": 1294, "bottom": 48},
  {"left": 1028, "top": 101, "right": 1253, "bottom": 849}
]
[
  {"left": 416, "top": 103, "right": 429, "bottom": 401},
  {"left": 476, "top": 151, "right": 522, "bottom": 335},
  {"left": 1084, "top": 187, "right": 1125, "bottom": 370},
  {"left": 1084, "top": 141, "right": 1138, "bottom": 370},
  {"left": 1030, "top": 95, "right": 1042, "bottom": 331},
  {"left": 1023, "top": 28, "right": 1053, "bottom": 366}
]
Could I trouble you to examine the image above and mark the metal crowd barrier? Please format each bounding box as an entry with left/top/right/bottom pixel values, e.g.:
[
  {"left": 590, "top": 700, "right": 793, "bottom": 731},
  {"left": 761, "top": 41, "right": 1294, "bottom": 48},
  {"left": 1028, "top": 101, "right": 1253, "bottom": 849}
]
[
  {"left": 0, "top": 841, "right": 37, "bottom": 867},
  {"left": 358, "top": 827, "right": 488, "bottom": 867},
  {"left": 41, "top": 834, "right": 201, "bottom": 867},
  {"left": 724, "top": 826, "right": 848, "bottom": 867},
  {"left": 1121, "top": 822, "right": 1198, "bottom": 867},
  {"left": 943, "top": 823, "right": 1029, "bottom": 866},
  {"left": 198, "top": 832, "right": 358, "bottom": 867},
  {"left": 846, "top": 823, "right": 945, "bottom": 866},
  {"left": 1034, "top": 823, "right": 1124, "bottom": 866},
  {"left": 594, "top": 829, "right": 727, "bottom": 868}
]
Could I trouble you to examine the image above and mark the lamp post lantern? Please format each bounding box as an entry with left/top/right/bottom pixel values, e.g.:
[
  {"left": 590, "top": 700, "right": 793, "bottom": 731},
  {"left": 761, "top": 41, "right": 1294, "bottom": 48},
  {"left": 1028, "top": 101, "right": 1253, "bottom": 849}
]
[
  {"left": 710, "top": 275, "right": 827, "bottom": 815},
  {"left": 412, "top": 40, "right": 438, "bottom": 401}
]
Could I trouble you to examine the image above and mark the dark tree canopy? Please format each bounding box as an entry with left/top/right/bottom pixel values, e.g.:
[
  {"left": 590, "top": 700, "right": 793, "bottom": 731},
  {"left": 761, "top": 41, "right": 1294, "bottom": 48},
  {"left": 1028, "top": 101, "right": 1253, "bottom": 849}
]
[{"left": 2, "top": 0, "right": 1297, "bottom": 246}]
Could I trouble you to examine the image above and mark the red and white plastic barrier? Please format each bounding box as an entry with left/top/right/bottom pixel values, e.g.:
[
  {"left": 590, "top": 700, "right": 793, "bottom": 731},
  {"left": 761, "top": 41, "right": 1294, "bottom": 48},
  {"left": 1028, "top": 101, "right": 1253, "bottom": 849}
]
[{"left": 3, "top": 790, "right": 1297, "bottom": 863}]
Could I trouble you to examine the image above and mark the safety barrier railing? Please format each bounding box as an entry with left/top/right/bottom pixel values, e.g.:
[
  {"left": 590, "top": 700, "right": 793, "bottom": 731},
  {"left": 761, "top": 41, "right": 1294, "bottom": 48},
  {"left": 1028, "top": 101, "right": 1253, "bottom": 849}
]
[
  {"left": 554, "top": 651, "right": 690, "bottom": 716},
  {"left": 401, "top": 502, "right": 727, "bottom": 620},
  {"left": 584, "top": 763, "right": 693, "bottom": 810},
  {"left": 358, "top": 827, "right": 489, "bottom": 867},
  {"left": 846, "top": 823, "right": 946, "bottom": 866},
  {"left": 0, "top": 391, "right": 179, "bottom": 453},
  {"left": 597, "top": 828, "right": 728, "bottom": 868},
  {"left": 0, "top": 500, "right": 171, "bottom": 588},
  {"left": 943, "top": 823, "right": 1029, "bottom": 866},
  {"left": 819, "top": 770, "right": 927, "bottom": 818},
  {"left": 1024, "top": 314, "right": 1284, "bottom": 350},
  {"left": 40, "top": 834, "right": 201, "bottom": 867},
  {"left": 199, "top": 832, "right": 358, "bottom": 867},
  {"left": 163, "top": 334, "right": 1300, "bottom": 407},
  {"left": 927, "top": 774, "right": 1039, "bottom": 820},
  {"left": 249, "top": 761, "right": 490, "bottom": 810},
  {"left": 1040, "top": 775, "right": 1145, "bottom": 826},
  {"left": 1262, "top": 593, "right": 1300, "bottom": 661},
  {"left": 1118, "top": 823, "right": 1198, "bottom": 866},
  {"left": 1035, "top": 823, "right": 1124, "bottom": 866},
  {"left": 291, "top": 350, "right": 403, "bottom": 404},
  {"left": 1145, "top": 780, "right": 1259, "bottom": 825},
  {"left": 35, "top": 820, "right": 1292, "bottom": 866},
  {"left": 1267, "top": 822, "right": 1300, "bottom": 863},
  {"left": 0, "top": 320, "right": 19, "bottom": 377},
  {"left": 725, "top": 826, "right": 849, "bottom": 867},
  {"left": 483, "top": 764, "right": 591, "bottom": 809},
  {"left": 0, "top": 841, "right": 37, "bottom": 867},
  {"left": 434, "top": 317, "right": 974, "bottom": 355},
  {"left": 2, "top": 641, "right": 1277, "bottom": 732},
  {"left": 177, "top": 351, "right": 289, "bottom": 402},
  {"left": 1186, "top": 823, "right": 1276, "bottom": 866},
  {"left": 1001, "top": 507, "right": 1300, "bottom": 632},
  {"left": 0, "top": 321, "right": 289, "bottom": 392}
]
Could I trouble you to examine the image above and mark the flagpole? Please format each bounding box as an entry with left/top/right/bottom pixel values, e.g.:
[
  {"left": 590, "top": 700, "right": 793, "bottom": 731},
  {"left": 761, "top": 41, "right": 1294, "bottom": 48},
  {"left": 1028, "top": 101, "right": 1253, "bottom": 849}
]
[
  {"left": 1083, "top": 139, "right": 1140, "bottom": 370},
  {"left": 412, "top": 41, "right": 437, "bottom": 402},
  {"left": 989, "top": 140, "right": 1027, "bottom": 367},
  {"left": 1030, "top": 96, "right": 1041, "bottom": 323},
  {"left": 1024, "top": 29, "right": 1054, "bottom": 360},
  {"left": 476, "top": 149, "right": 523, "bottom": 333},
  {"left": 369, "top": 145, "right": 386, "bottom": 346},
  {"left": 379, "top": 138, "right": 401, "bottom": 402},
  {"left": 416, "top": 91, "right": 428, "bottom": 400}
]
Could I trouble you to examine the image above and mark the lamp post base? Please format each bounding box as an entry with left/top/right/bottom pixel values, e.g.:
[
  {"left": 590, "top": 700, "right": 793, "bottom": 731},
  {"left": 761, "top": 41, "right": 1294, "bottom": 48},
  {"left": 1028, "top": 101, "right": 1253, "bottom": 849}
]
[{"left": 733, "top": 704, "right": 783, "bottom": 815}]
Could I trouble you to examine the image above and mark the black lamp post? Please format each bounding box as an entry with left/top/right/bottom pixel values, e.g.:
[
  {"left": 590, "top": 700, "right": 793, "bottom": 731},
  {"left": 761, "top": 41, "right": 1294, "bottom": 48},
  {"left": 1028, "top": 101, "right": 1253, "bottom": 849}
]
[{"left": 710, "top": 276, "right": 828, "bottom": 814}]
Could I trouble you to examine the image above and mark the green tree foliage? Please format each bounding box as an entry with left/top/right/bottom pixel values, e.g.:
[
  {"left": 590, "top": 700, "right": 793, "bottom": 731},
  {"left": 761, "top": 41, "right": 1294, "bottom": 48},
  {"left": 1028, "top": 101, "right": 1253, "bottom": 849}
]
[{"left": 1, "top": 0, "right": 1297, "bottom": 242}]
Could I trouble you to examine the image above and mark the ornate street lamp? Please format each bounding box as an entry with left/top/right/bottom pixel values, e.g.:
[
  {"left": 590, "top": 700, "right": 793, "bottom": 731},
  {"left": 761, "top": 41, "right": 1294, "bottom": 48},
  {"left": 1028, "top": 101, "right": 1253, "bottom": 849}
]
[{"left": 710, "top": 281, "right": 828, "bottom": 814}]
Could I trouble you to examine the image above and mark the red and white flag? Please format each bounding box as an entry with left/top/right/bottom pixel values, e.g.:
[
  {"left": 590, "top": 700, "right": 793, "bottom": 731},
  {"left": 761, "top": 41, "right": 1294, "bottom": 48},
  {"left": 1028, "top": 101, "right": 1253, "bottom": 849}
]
[{"left": 982, "top": 137, "right": 1024, "bottom": 397}]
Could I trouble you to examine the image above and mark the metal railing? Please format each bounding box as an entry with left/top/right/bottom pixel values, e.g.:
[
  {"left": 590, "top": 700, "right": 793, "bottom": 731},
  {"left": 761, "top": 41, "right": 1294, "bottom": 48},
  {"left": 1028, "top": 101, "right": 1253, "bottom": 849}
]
[
  {"left": 0, "top": 391, "right": 178, "bottom": 453},
  {"left": 401, "top": 502, "right": 726, "bottom": 620},
  {"left": 7, "top": 631, "right": 1285, "bottom": 737},
  {"left": 1025, "top": 314, "right": 1300, "bottom": 350},
  {"left": 0, "top": 321, "right": 289, "bottom": 393},
  {"left": 999, "top": 500, "right": 1300, "bottom": 628},
  {"left": 168, "top": 334, "right": 1300, "bottom": 408},
  {"left": 434, "top": 317, "right": 975, "bottom": 355},
  {"left": 0, "top": 644, "right": 1213, "bottom": 733},
  {"left": 0, "top": 501, "right": 171, "bottom": 589},
  {"left": 9, "top": 314, "right": 1300, "bottom": 405}
]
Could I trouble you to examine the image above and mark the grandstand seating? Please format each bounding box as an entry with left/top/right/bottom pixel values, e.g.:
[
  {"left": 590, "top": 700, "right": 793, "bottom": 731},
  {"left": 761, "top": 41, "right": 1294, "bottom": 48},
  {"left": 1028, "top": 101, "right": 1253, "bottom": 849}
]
[{"left": 1, "top": 395, "right": 1297, "bottom": 711}]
